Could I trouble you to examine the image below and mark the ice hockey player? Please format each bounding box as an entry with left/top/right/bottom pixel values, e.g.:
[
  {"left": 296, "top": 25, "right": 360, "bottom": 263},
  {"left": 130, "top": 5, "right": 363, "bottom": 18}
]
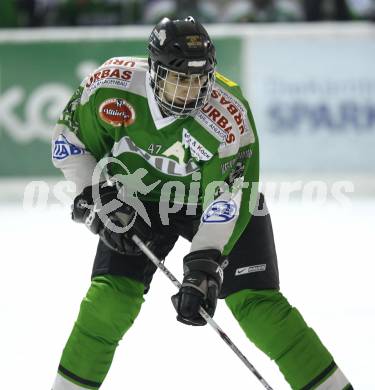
[{"left": 51, "top": 16, "right": 352, "bottom": 390}]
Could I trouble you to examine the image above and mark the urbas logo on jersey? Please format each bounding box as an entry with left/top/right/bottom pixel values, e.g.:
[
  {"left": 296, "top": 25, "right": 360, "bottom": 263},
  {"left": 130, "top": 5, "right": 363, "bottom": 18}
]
[
  {"left": 102, "top": 58, "right": 136, "bottom": 67},
  {"left": 211, "top": 89, "right": 248, "bottom": 135},
  {"left": 200, "top": 103, "right": 236, "bottom": 144},
  {"left": 99, "top": 98, "right": 135, "bottom": 127},
  {"left": 53, "top": 134, "right": 85, "bottom": 160},
  {"left": 199, "top": 87, "right": 249, "bottom": 144},
  {"left": 202, "top": 200, "right": 237, "bottom": 223},
  {"left": 85, "top": 68, "right": 133, "bottom": 88}
]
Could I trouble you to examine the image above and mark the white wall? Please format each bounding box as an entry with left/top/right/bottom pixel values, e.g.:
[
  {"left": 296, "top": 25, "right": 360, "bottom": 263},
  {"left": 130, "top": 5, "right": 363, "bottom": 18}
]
[{"left": 240, "top": 23, "right": 375, "bottom": 174}]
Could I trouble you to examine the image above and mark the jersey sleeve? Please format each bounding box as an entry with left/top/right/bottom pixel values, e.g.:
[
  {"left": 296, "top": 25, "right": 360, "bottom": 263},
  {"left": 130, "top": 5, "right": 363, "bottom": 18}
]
[
  {"left": 51, "top": 84, "right": 116, "bottom": 195},
  {"left": 190, "top": 98, "right": 260, "bottom": 257}
]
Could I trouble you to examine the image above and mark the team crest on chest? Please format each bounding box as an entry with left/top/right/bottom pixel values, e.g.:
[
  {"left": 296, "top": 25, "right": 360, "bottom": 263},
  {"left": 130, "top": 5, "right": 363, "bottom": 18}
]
[{"left": 99, "top": 98, "right": 135, "bottom": 127}]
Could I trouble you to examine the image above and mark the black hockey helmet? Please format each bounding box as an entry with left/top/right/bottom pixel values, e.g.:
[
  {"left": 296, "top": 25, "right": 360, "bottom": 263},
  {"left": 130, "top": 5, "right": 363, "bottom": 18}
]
[{"left": 148, "top": 16, "right": 216, "bottom": 117}]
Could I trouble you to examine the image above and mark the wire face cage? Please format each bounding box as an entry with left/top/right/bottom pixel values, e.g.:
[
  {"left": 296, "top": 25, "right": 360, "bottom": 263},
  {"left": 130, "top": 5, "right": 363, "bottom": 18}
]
[{"left": 151, "top": 64, "right": 215, "bottom": 117}]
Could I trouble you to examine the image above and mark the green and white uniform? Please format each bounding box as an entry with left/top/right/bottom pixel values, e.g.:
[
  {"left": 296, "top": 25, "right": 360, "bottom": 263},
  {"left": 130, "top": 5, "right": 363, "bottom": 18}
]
[
  {"left": 51, "top": 57, "right": 352, "bottom": 390},
  {"left": 52, "top": 56, "right": 258, "bottom": 256}
]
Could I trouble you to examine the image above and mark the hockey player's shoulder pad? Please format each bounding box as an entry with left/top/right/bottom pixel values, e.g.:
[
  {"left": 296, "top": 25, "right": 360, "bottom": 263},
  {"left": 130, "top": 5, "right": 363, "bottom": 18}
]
[
  {"left": 80, "top": 56, "right": 148, "bottom": 104},
  {"left": 213, "top": 71, "right": 250, "bottom": 111},
  {"left": 195, "top": 72, "right": 256, "bottom": 158},
  {"left": 214, "top": 71, "right": 239, "bottom": 90}
]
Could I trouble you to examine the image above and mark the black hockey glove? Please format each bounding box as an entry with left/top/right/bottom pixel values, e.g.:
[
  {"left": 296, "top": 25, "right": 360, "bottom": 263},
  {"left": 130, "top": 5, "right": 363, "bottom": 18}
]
[
  {"left": 72, "top": 182, "right": 152, "bottom": 255},
  {"left": 171, "top": 249, "right": 224, "bottom": 326}
]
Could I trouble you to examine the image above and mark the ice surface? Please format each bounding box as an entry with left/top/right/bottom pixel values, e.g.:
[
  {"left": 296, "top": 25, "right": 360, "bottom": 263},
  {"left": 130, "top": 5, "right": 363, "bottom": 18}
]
[{"left": 0, "top": 198, "right": 374, "bottom": 389}]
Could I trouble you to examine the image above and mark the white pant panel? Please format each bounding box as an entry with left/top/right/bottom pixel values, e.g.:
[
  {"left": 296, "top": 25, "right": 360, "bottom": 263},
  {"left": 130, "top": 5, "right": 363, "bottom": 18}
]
[
  {"left": 315, "top": 368, "right": 350, "bottom": 390},
  {"left": 52, "top": 373, "right": 89, "bottom": 390}
]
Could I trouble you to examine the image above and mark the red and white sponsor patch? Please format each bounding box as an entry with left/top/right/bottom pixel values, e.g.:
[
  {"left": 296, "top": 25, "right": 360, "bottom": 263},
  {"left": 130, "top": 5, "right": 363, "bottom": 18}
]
[{"left": 99, "top": 98, "right": 135, "bottom": 127}]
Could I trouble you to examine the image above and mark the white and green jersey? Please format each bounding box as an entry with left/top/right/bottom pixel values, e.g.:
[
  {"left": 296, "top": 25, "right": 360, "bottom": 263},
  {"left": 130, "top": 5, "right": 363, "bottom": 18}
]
[{"left": 52, "top": 56, "right": 259, "bottom": 256}]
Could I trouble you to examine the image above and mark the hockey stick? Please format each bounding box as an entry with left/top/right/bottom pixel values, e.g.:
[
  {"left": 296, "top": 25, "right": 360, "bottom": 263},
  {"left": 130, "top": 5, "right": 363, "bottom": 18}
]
[{"left": 131, "top": 234, "right": 274, "bottom": 390}]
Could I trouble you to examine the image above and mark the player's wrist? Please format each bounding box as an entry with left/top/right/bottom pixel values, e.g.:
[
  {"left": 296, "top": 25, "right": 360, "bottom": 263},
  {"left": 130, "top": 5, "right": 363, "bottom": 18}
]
[{"left": 183, "top": 249, "right": 224, "bottom": 288}]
